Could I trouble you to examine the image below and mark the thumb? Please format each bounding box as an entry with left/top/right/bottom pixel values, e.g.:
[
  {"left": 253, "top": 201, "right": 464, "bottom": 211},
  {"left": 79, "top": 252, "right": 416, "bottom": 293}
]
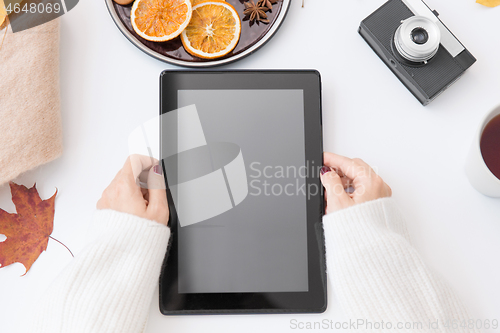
[
  {"left": 320, "top": 167, "right": 352, "bottom": 213},
  {"left": 146, "top": 165, "right": 169, "bottom": 225}
]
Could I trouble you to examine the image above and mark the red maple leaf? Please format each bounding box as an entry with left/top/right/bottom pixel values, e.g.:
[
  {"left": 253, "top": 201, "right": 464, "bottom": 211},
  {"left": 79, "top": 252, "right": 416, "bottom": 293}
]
[{"left": 0, "top": 182, "right": 57, "bottom": 275}]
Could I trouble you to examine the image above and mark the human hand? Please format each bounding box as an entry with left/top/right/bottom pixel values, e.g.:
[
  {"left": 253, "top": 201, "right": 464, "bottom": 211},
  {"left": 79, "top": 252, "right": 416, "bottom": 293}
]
[
  {"left": 96, "top": 155, "right": 170, "bottom": 226},
  {"left": 320, "top": 153, "right": 392, "bottom": 214}
]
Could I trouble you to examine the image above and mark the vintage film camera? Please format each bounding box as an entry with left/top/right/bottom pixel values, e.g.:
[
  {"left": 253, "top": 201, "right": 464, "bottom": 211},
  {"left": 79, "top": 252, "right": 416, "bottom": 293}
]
[{"left": 359, "top": 0, "right": 476, "bottom": 105}]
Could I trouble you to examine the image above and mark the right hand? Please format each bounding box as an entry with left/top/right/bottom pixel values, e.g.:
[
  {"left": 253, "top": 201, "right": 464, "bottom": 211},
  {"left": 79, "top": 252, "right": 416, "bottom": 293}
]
[{"left": 320, "top": 153, "right": 392, "bottom": 214}]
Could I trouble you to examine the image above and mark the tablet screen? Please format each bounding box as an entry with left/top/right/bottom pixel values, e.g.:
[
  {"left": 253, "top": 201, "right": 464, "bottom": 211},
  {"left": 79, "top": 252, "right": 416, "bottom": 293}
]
[{"left": 175, "top": 89, "right": 308, "bottom": 294}]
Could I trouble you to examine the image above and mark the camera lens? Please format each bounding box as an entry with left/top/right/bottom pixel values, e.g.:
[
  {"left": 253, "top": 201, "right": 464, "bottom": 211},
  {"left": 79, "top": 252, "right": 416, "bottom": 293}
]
[
  {"left": 411, "top": 27, "right": 429, "bottom": 45},
  {"left": 394, "top": 16, "right": 441, "bottom": 63}
]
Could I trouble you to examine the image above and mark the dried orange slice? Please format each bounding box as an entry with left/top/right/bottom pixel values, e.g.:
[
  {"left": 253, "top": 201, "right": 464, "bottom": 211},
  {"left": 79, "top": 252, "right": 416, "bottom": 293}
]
[
  {"left": 131, "top": 0, "right": 192, "bottom": 42},
  {"left": 181, "top": 1, "right": 241, "bottom": 59}
]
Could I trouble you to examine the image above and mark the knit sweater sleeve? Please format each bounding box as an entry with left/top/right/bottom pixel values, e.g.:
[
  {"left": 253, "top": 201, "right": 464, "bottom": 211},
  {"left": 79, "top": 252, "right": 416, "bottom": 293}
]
[
  {"left": 29, "top": 209, "right": 171, "bottom": 333},
  {"left": 323, "top": 197, "right": 479, "bottom": 332}
]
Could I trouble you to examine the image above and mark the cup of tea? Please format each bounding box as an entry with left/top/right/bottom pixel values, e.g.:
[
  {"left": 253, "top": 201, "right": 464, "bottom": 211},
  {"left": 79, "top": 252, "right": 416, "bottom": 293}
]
[{"left": 465, "top": 104, "right": 500, "bottom": 197}]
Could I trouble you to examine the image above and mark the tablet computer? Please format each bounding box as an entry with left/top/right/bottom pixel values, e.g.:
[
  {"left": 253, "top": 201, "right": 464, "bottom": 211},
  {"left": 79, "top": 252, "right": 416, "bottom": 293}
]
[{"left": 159, "top": 70, "right": 326, "bottom": 314}]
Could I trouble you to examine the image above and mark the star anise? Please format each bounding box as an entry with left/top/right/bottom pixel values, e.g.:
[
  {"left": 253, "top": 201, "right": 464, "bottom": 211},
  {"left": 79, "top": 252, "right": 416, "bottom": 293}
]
[
  {"left": 243, "top": 0, "right": 270, "bottom": 24},
  {"left": 257, "top": 0, "right": 278, "bottom": 12}
]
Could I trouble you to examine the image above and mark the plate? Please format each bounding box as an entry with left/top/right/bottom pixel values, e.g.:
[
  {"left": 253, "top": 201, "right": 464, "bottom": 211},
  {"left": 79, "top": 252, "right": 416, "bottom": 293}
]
[{"left": 105, "top": 0, "right": 291, "bottom": 67}]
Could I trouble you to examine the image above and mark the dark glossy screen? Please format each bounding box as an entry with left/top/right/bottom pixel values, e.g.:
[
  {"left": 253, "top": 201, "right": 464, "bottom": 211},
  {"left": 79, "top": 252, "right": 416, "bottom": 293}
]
[{"left": 174, "top": 90, "right": 308, "bottom": 293}]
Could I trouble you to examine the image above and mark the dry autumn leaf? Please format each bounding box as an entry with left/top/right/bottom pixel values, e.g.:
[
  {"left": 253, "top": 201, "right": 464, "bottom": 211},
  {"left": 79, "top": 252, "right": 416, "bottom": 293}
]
[
  {"left": 477, "top": 0, "right": 500, "bottom": 7},
  {"left": 0, "top": 182, "right": 58, "bottom": 275}
]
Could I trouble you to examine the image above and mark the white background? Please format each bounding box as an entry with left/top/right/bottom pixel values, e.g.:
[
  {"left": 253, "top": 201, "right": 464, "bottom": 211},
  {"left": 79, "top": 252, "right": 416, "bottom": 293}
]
[{"left": 1, "top": 0, "right": 499, "bottom": 332}]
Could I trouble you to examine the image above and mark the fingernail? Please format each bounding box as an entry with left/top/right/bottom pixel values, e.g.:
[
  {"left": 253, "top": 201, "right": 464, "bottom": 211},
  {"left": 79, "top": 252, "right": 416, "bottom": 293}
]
[
  {"left": 320, "top": 166, "right": 330, "bottom": 175},
  {"left": 153, "top": 165, "right": 162, "bottom": 175}
]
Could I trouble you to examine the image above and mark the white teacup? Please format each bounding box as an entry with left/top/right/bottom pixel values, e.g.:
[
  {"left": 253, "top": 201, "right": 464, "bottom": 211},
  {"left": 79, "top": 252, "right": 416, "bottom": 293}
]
[{"left": 465, "top": 104, "right": 500, "bottom": 197}]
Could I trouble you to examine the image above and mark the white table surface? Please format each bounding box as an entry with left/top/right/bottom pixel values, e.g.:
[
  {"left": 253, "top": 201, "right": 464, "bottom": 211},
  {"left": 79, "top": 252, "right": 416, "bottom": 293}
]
[{"left": 1, "top": 0, "right": 499, "bottom": 332}]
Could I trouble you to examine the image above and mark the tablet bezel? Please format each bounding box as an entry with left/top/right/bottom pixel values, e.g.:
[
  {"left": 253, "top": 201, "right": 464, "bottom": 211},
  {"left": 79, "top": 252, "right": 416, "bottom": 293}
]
[{"left": 159, "top": 70, "right": 326, "bottom": 314}]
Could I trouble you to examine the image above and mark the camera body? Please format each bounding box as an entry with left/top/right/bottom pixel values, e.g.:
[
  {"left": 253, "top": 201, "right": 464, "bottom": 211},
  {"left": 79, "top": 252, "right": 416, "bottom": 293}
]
[{"left": 359, "top": 0, "right": 476, "bottom": 105}]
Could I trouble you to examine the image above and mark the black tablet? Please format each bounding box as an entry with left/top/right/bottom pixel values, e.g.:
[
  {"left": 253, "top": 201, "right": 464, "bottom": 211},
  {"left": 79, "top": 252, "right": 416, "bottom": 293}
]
[{"left": 159, "top": 70, "right": 326, "bottom": 314}]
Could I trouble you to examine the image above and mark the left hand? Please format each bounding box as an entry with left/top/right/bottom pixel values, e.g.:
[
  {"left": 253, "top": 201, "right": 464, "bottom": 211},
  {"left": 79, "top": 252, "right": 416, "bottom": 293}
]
[{"left": 96, "top": 155, "right": 170, "bottom": 226}]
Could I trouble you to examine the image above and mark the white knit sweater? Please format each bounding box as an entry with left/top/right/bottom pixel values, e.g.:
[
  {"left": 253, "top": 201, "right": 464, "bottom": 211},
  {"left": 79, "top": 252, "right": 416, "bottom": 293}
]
[
  {"left": 323, "top": 198, "right": 479, "bottom": 332},
  {"left": 29, "top": 210, "right": 170, "bottom": 333},
  {"left": 28, "top": 199, "right": 478, "bottom": 332}
]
